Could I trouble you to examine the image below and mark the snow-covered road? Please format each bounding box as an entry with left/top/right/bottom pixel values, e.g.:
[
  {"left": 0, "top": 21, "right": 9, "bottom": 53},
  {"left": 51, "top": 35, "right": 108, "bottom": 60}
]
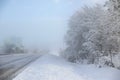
[{"left": 13, "top": 54, "right": 120, "bottom": 80}]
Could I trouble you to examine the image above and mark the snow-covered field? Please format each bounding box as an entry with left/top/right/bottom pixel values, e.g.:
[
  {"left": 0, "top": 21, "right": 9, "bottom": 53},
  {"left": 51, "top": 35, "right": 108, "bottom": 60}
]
[{"left": 13, "top": 54, "right": 120, "bottom": 80}]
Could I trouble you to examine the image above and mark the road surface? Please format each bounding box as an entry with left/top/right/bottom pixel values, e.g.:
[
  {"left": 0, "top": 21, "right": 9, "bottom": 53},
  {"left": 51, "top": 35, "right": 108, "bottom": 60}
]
[{"left": 0, "top": 54, "right": 41, "bottom": 80}]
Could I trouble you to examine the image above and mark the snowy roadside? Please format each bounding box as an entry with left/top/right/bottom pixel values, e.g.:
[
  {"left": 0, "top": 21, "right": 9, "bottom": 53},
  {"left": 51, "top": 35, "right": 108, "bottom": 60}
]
[{"left": 13, "top": 54, "right": 120, "bottom": 80}]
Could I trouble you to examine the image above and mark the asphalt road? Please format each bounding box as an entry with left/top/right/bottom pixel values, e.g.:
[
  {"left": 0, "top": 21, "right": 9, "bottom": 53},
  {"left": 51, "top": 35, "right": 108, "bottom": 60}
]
[{"left": 0, "top": 54, "right": 41, "bottom": 80}]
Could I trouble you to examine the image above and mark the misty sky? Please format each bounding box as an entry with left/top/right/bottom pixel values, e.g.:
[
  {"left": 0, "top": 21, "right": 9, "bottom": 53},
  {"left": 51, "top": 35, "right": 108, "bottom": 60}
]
[{"left": 0, "top": 0, "right": 107, "bottom": 50}]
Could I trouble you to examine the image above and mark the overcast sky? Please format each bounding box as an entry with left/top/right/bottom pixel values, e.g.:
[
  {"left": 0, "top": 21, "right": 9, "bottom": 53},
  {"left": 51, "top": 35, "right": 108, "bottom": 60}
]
[{"left": 0, "top": 0, "right": 107, "bottom": 50}]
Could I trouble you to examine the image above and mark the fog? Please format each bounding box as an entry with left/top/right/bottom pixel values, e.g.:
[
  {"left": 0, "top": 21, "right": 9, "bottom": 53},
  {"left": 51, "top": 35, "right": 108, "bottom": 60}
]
[{"left": 0, "top": 0, "right": 107, "bottom": 51}]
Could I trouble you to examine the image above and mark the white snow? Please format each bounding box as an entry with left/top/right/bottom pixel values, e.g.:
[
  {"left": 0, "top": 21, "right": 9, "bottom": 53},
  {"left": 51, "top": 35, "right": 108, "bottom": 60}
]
[{"left": 13, "top": 54, "right": 120, "bottom": 80}]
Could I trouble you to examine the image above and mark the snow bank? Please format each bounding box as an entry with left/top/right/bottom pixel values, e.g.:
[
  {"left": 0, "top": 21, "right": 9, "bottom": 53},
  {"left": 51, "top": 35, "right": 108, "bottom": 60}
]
[{"left": 13, "top": 54, "right": 120, "bottom": 80}]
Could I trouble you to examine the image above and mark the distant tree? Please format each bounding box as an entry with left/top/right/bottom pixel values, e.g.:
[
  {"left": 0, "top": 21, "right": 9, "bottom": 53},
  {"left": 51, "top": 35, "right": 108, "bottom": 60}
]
[{"left": 2, "top": 37, "right": 25, "bottom": 54}]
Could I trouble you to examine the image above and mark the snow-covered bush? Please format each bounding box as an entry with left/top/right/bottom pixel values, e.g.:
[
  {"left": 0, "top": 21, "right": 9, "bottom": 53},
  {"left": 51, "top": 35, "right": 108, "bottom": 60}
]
[{"left": 113, "top": 53, "right": 120, "bottom": 68}]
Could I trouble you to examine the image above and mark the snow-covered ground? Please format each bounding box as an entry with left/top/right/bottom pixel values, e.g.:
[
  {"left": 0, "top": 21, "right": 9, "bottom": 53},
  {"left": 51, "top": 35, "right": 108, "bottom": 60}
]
[{"left": 13, "top": 54, "right": 120, "bottom": 80}]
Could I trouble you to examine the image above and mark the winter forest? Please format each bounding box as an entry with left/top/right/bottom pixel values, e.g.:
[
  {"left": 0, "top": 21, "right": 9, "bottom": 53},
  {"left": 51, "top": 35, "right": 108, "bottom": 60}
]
[{"left": 62, "top": 0, "right": 120, "bottom": 69}]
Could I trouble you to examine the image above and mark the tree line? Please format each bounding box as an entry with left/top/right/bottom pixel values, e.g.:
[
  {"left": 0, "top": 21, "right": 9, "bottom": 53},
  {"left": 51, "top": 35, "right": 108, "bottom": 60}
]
[{"left": 62, "top": 0, "right": 120, "bottom": 68}]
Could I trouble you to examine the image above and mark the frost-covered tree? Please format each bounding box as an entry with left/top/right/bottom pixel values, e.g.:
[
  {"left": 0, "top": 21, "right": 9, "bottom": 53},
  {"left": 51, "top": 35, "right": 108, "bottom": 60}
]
[
  {"left": 106, "top": 0, "right": 120, "bottom": 14},
  {"left": 102, "top": 0, "right": 120, "bottom": 67},
  {"left": 63, "top": 5, "right": 106, "bottom": 63},
  {"left": 63, "top": 0, "right": 120, "bottom": 68}
]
